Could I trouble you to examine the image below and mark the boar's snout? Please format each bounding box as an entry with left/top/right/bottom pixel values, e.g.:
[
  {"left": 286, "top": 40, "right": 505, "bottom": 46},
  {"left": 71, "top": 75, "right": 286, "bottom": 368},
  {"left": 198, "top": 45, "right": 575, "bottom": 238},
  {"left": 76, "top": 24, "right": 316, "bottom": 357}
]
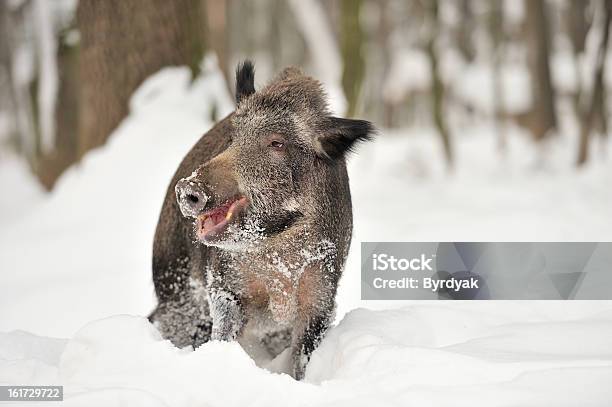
[{"left": 175, "top": 178, "right": 209, "bottom": 218}]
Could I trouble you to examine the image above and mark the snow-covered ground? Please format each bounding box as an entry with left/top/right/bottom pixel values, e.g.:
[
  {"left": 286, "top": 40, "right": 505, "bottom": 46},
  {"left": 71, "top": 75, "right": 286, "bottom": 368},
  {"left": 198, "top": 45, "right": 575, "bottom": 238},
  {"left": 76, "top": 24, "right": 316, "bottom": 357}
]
[
  {"left": 1, "top": 66, "right": 611, "bottom": 406},
  {"left": 2, "top": 305, "right": 612, "bottom": 406}
]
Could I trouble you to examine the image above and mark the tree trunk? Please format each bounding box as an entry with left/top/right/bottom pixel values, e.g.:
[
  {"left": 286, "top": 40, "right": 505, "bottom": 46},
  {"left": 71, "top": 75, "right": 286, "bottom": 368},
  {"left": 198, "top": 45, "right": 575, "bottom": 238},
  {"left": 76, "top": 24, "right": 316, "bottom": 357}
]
[
  {"left": 525, "top": 0, "right": 557, "bottom": 141},
  {"left": 426, "top": 0, "right": 453, "bottom": 168},
  {"left": 577, "top": 0, "right": 611, "bottom": 166},
  {"left": 31, "top": 0, "right": 208, "bottom": 189},
  {"left": 490, "top": 0, "right": 506, "bottom": 151},
  {"left": 75, "top": 0, "right": 207, "bottom": 161},
  {"left": 0, "top": 1, "right": 37, "bottom": 163},
  {"left": 340, "top": 0, "right": 365, "bottom": 117},
  {"left": 205, "top": 0, "right": 229, "bottom": 85},
  {"left": 36, "top": 27, "right": 80, "bottom": 189},
  {"left": 457, "top": 0, "right": 475, "bottom": 62},
  {"left": 376, "top": 0, "right": 394, "bottom": 127},
  {"left": 567, "top": 0, "right": 591, "bottom": 120},
  {"left": 568, "top": 0, "right": 590, "bottom": 55}
]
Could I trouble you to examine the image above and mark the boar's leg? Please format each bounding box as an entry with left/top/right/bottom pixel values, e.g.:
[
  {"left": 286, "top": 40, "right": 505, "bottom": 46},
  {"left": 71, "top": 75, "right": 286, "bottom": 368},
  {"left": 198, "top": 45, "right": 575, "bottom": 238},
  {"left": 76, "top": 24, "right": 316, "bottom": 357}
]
[
  {"left": 291, "top": 310, "right": 332, "bottom": 380},
  {"left": 149, "top": 296, "right": 212, "bottom": 348},
  {"left": 149, "top": 250, "right": 213, "bottom": 348},
  {"left": 262, "top": 327, "right": 292, "bottom": 358},
  {"left": 150, "top": 190, "right": 213, "bottom": 348},
  {"left": 209, "top": 288, "right": 246, "bottom": 341}
]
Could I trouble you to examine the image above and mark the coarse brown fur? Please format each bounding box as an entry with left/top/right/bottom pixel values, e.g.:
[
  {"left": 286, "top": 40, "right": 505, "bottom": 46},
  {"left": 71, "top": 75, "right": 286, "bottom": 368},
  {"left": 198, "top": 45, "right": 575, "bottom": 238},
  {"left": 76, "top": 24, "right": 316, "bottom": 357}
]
[{"left": 149, "top": 61, "right": 374, "bottom": 379}]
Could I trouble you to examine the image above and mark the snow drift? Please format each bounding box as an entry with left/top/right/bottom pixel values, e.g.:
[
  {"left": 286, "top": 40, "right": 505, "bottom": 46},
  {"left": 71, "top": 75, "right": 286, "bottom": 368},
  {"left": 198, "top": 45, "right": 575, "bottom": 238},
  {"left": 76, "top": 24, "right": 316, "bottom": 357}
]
[{"left": 1, "top": 304, "right": 611, "bottom": 406}]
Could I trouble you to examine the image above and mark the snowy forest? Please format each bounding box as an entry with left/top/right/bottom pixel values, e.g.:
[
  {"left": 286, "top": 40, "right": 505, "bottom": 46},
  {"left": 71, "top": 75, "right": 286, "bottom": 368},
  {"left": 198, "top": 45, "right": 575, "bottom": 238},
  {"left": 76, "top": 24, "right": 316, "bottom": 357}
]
[
  {"left": 1, "top": 1, "right": 612, "bottom": 406},
  {"left": 1, "top": 0, "right": 611, "bottom": 188}
]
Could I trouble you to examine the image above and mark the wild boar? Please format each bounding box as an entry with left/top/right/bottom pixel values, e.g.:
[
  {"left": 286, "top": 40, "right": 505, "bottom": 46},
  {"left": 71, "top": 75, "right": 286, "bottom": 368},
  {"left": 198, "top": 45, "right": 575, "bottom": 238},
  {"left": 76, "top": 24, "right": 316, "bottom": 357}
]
[{"left": 149, "top": 61, "right": 374, "bottom": 379}]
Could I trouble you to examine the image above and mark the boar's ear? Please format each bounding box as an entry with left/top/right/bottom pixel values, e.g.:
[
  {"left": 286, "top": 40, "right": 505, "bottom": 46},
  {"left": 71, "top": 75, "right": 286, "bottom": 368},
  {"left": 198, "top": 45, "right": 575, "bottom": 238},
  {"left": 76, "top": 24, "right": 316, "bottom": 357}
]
[
  {"left": 235, "top": 60, "right": 255, "bottom": 104},
  {"left": 315, "top": 117, "right": 375, "bottom": 160}
]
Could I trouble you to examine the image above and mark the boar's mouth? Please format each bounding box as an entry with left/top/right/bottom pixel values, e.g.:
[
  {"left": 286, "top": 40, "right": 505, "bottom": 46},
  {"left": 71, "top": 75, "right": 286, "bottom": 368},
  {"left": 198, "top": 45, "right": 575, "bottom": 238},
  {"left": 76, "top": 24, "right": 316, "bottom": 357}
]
[{"left": 195, "top": 196, "right": 249, "bottom": 241}]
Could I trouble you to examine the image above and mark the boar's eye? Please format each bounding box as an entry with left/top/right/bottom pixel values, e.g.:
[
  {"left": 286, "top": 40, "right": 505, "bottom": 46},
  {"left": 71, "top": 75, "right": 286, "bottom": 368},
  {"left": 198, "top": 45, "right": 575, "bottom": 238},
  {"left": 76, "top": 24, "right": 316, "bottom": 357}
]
[
  {"left": 266, "top": 134, "right": 286, "bottom": 151},
  {"left": 270, "top": 140, "right": 284, "bottom": 149}
]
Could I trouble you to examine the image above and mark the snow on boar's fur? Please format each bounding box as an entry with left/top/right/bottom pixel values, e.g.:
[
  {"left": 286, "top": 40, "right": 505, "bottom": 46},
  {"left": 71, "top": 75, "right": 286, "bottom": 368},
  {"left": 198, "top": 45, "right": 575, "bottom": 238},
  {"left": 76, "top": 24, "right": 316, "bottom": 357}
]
[{"left": 149, "top": 61, "right": 374, "bottom": 379}]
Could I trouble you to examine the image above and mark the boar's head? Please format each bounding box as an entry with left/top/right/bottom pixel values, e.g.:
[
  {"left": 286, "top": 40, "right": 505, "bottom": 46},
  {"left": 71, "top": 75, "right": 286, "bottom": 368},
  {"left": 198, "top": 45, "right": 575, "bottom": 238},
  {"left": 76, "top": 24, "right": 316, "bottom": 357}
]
[{"left": 175, "top": 61, "right": 374, "bottom": 250}]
